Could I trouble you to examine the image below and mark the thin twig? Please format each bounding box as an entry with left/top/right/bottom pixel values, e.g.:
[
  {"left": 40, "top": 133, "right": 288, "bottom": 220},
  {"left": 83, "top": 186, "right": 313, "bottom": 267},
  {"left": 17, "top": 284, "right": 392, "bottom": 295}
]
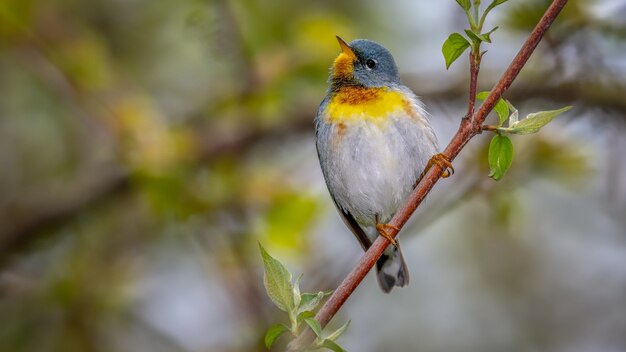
[
  {"left": 467, "top": 50, "right": 481, "bottom": 120},
  {"left": 482, "top": 124, "right": 499, "bottom": 132},
  {"left": 288, "top": 0, "right": 568, "bottom": 349}
]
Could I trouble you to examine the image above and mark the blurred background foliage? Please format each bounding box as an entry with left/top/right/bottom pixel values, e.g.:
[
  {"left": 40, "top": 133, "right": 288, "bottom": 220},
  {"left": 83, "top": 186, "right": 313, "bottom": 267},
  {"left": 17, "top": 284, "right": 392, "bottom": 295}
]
[{"left": 0, "top": 0, "right": 625, "bottom": 351}]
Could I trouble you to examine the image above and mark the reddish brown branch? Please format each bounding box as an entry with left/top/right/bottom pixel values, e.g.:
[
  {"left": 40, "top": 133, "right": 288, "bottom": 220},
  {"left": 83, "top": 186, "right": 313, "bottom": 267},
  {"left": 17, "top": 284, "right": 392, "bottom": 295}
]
[
  {"left": 288, "top": 0, "right": 568, "bottom": 349},
  {"left": 467, "top": 51, "right": 481, "bottom": 120},
  {"left": 482, "top": 124, "right": 499, "bottom": 132}
]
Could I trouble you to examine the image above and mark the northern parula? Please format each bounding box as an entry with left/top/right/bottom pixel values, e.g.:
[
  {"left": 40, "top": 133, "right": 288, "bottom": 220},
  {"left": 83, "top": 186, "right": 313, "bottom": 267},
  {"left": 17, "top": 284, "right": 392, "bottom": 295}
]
[{"left": 315, "top": 37, "right": 452, "bottom": 293}]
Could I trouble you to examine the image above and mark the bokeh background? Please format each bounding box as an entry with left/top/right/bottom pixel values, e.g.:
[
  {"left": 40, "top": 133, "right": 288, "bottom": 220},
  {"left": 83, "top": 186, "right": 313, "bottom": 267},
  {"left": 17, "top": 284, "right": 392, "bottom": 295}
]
[{"left": 1, "top": 0, "right": 626, "bottom": 351}]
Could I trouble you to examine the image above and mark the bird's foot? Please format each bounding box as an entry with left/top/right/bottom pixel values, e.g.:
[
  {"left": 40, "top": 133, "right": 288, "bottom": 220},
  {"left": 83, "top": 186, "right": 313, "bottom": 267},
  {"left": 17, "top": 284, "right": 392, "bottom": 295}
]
[
  {"left": 426, "top": 153, "right": 454, "bottom": 178},
  {"left": 376, "top": 223, "right": 399, "bottom": 247}
]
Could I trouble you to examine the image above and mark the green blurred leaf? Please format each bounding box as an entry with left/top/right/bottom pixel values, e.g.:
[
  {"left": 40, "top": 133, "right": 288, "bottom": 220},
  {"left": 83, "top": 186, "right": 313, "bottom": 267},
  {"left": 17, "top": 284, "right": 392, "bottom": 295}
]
[
  {"left": 501, "top": 106, "right": 572, "bottom": 134},
  {"left": 298, "top": 291, "right": 329, "bottom": 313},
  {"left": 137, "top": 170, "right": 199, "bottom": 218},
  {"left": 259, "top": 243, "right": 294, "bottom": 312},
  {"left": 456, "top": 0, "right": 471, "bottom": 11},
  {"left": 488, "top": 135, "right": 514, "bottom": 181},
  {"left": 505, "top": 1, "right": 549, "bottom": 32},
  {"left": 320, "top": 339, "right": 346, "bottom": 352},
  {"left": 442, "top": 33, "right": 470, "bottom": 69},
  {"left": 265, "top": 192, "right": 319, "bottom": 251},
  {"left": 0, "top": 0, "right": 33, "bottom": 41},
  {"left": 304, "top": 317, "right": 322, "bottom": 338},
  {"left": 476, "top": 91, "right": 509, "bottom": 126},
  {"left": 491, "top": 192, "right": 521, "bottom": 230},
  {"left": 529, "top": 137, "right": 591, "bottom": 185},
  {"left": 325, "top": 320, "right": 351, "bottom": 342},
  {"left": 51, "top": 34, "right": 113, "bottom": 91},
  {"left": 265, "top": 323, "right": 289, "bottom": 349}
]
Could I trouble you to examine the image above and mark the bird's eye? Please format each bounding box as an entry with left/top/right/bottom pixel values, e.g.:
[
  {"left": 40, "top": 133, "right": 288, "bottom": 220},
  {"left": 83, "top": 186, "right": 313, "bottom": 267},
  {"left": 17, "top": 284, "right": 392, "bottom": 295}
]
[{"left": 365, "top": 59, "right": 377, "bottom": 69}]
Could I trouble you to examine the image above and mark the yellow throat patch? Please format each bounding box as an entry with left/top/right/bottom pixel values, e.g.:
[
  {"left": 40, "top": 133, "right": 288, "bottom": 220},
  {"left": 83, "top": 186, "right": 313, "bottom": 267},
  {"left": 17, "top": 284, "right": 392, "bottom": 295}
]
[{"left": 325, "top": 86, "right": 409, "bottom": 124}]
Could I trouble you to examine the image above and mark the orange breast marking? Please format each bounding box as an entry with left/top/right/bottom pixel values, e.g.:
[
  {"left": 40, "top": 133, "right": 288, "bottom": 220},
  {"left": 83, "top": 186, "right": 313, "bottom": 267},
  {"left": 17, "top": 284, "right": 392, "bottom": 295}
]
[{"left": 332, "top": 53, "right": 355, "bottom": 80}]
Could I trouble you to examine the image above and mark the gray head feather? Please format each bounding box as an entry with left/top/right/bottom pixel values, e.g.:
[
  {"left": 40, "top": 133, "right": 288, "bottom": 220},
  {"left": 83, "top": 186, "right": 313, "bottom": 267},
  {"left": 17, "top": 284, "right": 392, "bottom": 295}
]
[{"left": 348, "top": 39, "right": 401, "bottom": 87}]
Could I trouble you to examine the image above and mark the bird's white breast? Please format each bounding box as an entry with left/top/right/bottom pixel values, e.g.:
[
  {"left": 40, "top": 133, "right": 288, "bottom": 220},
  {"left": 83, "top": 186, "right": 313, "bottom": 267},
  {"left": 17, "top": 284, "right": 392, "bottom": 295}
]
[{"left": 316, "top": 90, "right": 438, "bottom": 226}]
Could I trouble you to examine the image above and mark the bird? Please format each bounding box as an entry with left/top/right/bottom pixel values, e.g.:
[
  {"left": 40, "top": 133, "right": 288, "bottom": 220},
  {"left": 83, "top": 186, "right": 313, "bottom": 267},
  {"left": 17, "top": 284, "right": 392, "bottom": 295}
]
[{"left": 315, "top": 36, "right": 453, "bottom": 293}]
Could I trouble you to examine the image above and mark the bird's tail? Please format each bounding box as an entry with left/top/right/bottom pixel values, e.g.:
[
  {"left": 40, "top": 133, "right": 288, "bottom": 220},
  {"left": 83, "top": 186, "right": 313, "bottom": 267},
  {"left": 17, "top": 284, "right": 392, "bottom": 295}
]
[{"left": 375, "top": 243, "right": 409, "bottom": 293}]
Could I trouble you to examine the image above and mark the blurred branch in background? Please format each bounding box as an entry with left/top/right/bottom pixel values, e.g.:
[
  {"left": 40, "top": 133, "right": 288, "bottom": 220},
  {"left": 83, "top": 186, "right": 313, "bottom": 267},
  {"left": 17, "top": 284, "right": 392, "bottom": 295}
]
[
  {"left": 0, "top": 107, "right": 313, "bottom": 265},
  {"left": 422, "top": 77, "right": 626, "bottom": 117},
  {"left": 0, "top": 167, "right": 129, "bottom": 265}
]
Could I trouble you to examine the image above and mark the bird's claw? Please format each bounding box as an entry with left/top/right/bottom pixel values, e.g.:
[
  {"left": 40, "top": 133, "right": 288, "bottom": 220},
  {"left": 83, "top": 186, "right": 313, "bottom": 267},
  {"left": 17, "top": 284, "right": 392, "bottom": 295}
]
[
  {"left": 426, "top": 153, "right": 454, "bottom": 178},
  {"left": 376, "top": 223, "right": 399, "bottom": 247}
]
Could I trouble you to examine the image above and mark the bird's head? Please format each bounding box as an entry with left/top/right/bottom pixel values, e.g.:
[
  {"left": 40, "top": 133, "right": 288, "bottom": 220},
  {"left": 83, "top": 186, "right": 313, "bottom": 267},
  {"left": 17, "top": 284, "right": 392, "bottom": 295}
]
[{"left": 331, "top": 37, "right": 401, "bottom": 89}]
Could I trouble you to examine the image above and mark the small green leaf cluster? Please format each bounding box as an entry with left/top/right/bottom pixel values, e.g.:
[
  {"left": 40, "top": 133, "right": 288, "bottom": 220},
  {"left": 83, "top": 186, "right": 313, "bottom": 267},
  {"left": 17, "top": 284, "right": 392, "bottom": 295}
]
[
  {"left": 443, "top": 0, "right": 507, "bottom": 69},
  {"left": 476, "top": 92, "right": 572, "bottom": 180},
  {"left": 259, "top": 243, "right": 350, "bottom": 351}
]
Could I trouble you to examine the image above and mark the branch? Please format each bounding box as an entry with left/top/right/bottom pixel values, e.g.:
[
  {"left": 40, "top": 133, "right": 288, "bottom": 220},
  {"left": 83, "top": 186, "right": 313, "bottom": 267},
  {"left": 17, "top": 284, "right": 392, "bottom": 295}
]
[
  {"left": 288, "top": 0, "right": 569, "bottom": 349},
  {"left": 0, "top": 169, "right": 130, "bottom": 266},
  {"left": 0, "top": 113, "right": 313, "bottom": 267},
  {"left": 466, "top": 41, "right": 481, "bottom": 120}
]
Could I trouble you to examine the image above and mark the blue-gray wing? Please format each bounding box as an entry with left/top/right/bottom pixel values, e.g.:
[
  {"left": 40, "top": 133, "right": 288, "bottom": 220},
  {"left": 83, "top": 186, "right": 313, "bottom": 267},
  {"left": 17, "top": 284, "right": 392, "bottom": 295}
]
[{"left": 314, "top": 95, "right": 372, "bottom": 251}]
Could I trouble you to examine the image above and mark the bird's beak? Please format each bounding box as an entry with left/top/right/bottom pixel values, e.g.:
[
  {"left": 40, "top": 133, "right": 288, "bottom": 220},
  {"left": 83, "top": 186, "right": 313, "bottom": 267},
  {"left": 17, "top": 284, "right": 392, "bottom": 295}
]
[{"left": 336, "top": 36, "right": 357, "bottom": 61}]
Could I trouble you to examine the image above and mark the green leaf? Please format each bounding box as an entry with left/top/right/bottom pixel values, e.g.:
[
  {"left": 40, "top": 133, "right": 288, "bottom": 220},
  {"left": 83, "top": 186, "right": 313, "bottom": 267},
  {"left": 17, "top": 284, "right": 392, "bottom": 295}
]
[
  {"left": 325, "top": 320, "right": 351, "bottom": 342},
  {"left": 464, "top": 29, "right": 489, "bottom": 43},
  {"left": 494, "top": 101, "right": 509, "bottom": 126},
  {"left": 265, "top": 324, "right": 289, "bottom": 349},
  {"left": 506, "top": 100, "right": 519, "bottom": 125},
  {"left": 304, "top": 317, "right": 323, "bottom": 338},
  {"left": 296, "top": 310, "right": 315, "bottom": 323},
  {"left": 456, "top": 0, "right": 471, "bottom": 11},
  {"left": 476, "top": 91, "right": 509, "bottom": 126},
  {"left": 485, "top": 0, "right": 509, "bottom": 13},
  {"left": 482, "top": 26, "right": 499, "bottom": 42},
  {"left": 442, "top": 33, "right": 470, "bottom": 69},
  {"left": 320, "top": 339, "right": 346, "bottom": 352},
  {"left": 298, "top": 291, "right": 329, "bottom": 313},
  {"left": 475, "top": 91, "right": 488, "bottom": 99},
  {"left": 502, "top": 106, "right": 572, "bottom": 135},
  {"left": 259, "top": 243, "right": 294, "bottom": 312},
  {"left": 293, "top": 274, "right": 302, "bottom": 308},
  {"left": 488, "top": 135, "right": 514, "bottom": 181}
]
